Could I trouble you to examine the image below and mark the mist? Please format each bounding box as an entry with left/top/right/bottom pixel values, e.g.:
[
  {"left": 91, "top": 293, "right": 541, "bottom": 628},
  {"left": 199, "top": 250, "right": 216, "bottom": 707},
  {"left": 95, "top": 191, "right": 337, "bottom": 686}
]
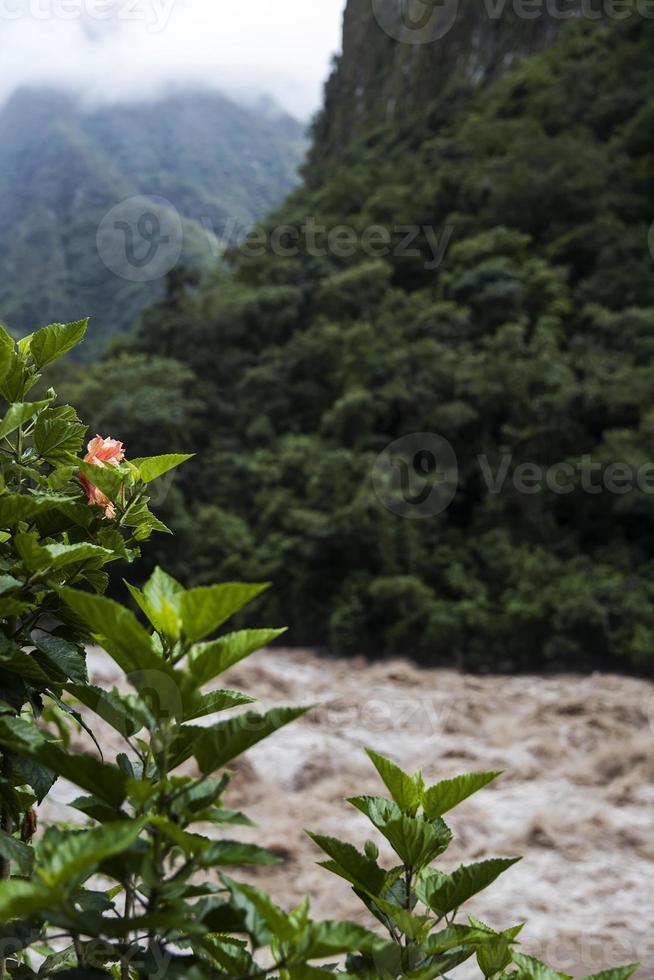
[{"left": 0, "top": 0, "right": 346, "bottom": 119}]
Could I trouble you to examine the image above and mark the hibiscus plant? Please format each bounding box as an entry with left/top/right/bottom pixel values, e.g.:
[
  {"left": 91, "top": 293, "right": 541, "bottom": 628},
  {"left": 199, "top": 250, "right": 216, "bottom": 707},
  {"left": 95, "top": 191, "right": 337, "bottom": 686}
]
[{"left": 0, "top": 321, "right": 641, "bottom": 979}]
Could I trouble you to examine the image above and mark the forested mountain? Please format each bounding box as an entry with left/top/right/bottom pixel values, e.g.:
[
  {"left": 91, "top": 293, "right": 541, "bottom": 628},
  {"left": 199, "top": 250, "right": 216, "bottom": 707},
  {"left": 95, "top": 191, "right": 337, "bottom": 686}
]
[
  {"left": 71, "top": 4, "right": 654, "bottom": 671},
  {"left": 0, "top": 88, "right": 306, "bottom": 354}
]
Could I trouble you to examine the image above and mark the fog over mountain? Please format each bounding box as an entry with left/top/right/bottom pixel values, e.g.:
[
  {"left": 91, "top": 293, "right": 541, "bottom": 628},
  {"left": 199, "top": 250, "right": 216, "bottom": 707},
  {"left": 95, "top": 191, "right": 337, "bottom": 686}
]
[{"left": 0, "top": 0, "right": 345, "bottom": 119}]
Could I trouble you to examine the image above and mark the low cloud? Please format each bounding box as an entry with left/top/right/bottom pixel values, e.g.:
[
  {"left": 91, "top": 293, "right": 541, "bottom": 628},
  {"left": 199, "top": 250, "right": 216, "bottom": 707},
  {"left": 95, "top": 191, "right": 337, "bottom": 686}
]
[{"left": 0, "top": 0, "right": 345, "bottom": 118}]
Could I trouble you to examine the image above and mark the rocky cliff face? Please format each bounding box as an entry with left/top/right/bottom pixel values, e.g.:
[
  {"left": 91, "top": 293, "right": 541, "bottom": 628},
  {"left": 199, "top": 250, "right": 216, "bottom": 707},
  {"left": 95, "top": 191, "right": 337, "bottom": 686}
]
[{"left": 309, "top": 0, "right": 586, "bottom": 173}]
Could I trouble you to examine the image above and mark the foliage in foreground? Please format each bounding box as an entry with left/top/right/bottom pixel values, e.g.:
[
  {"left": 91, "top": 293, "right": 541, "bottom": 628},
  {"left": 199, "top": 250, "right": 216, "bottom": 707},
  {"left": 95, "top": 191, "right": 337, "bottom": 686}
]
[
  {"left": 70, "top": 13, "right": 654, "bottom": 671},
  {"left": 0, "top": 321, "right": 641, "bottom": 978}
]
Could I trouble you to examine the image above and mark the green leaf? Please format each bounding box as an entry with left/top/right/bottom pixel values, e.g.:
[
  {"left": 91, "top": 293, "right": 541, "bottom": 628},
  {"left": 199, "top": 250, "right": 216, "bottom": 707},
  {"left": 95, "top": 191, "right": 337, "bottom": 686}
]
[
  {"left": 58, "top": 588, "right": 182, "bottom": 699},
  {"left": 42, "top": 542, "right": 114, "bottom": 570},
  {"left": 0, "top": 597, "right": 34, "bottom": 618},
  {"left": 34, "top": 416, "right": 87, "bottom": 465},
  {"left": 0, "top": 400, "right": 50, "bottom": 440},
  {"left": 34, "top": 636, "right": 88, "bottom": 684},
  {"left": 222, "top": 878, "right": 296, "bottom": 942},
  {"left": 0, "top": 829, "right": 34, "bottom": 874},
  {"left": 0, "top": 642, "right": 57, "bottom": 687},
  {"left": 0, "top": 718, "right": 127, "bottom": 808},
  {"left": 306, "top": 833, "right": 387, "bottom": 897},
  {"left": 0, "top": 492, "right": 75, "bottom": 527},
  {"left": 183, "top": 689, "right": 256, "bottom": 721},
  {"left": 198, "top": 841, "right": 282, "bottom": 867},
  {"left": 38, "top": 820, "right": 145, "bottom": 886},
  {"left": 425, "top": 923, "right": 502, "bottom": 956},
  {"left": 130, "top": 453, "right": 194, "bottom": 483},
  {"left": 382, "top": 815, "right": 452, "bottom": 867},
  {"left": 297, "top": 920, "right": 390, "bottom": 959},
  {"left": 425, "top": 858, "right": 521, "bottom": 916},
  {"left": 13, "top": 755, "right": 57, "bottom": 803},
  {"left": 513, "top": 953, "right": 572, "bottom": 980},
  {"left": 65, "top": 684, "right": 152, "bottom": 738},
  {"left": 189, "top": 628, "right": 287, "bottom": 685},
  {"left": 478, "top": 937, "right": 514, "bottom": 978},
  {"left": 366, "top": 749, "right": 422, "bottom": 815},
  {"left": 39, "top": 746, "right": 129, "bottom": 807},
  {"left": 0, "top": 880, "right": 56, "bottom": 920},
  {"left": 180, "top": 582, "right": 270, "bottom": 643},
  {"left": 348, "top": 797, "right": 452, "bottom": 866},
  {"left": 422, "top": 771, "right": 503, "bottom": 818},
  {"left": 193, "top": 705, "right": 309, "bottom": 773},
  {"left": 126, "top": 566, "right": 183, "bottom": 638},
  {"left": 78, "top": 461, "right": 125, "bottom": 504},
  {"left": 582, "top": 969, "right": 641, "bottom": 980},
  {"left": 29, "top": 319, "right": 88, "bottom": 368},
  {"left": 0, "top": 325, "right": 15, "bottom": 384},
  {"left": 0, "top": 574, "right": 23, "bottom": 595}
]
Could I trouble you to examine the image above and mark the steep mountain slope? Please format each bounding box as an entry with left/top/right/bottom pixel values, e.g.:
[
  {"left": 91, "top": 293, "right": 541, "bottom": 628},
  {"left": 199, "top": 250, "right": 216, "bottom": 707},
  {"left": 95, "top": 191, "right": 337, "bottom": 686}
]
[
  {"left": 72, "top": 9, "right": 654, "bottom": 671},
  {"left": 0, "top": 88, "right": 306, "bottom": 354},
  {"left": 308, "top": 0, "right": 587, "bottom": 175}
]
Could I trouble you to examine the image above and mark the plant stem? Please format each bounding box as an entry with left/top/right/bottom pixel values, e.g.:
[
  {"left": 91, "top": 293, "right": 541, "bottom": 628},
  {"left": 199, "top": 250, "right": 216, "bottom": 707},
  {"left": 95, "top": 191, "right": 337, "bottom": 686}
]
[{"left": 0, "top": 754, "right": 13, "bottom": 980}]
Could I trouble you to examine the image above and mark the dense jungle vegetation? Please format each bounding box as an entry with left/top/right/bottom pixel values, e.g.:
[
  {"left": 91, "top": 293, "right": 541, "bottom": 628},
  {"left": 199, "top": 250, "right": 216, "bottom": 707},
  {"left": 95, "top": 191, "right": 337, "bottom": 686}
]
[{"left": 69, "top": 14, "right": 654, "bottom": 671}]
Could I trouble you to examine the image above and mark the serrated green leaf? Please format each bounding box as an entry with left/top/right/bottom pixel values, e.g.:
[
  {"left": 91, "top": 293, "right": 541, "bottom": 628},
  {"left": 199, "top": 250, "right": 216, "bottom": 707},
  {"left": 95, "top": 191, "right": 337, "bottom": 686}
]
[
  {"left": 42, "top": 542, "right": 114, "bottom": 571},
  {"left": 306, "top": 833, "right": 387, "bottom": 897},
  {"left": 425, "top": 923, "right": 501, "bottom": 956},
  {"left": 180, "top": 582, "right": 270, "bottom": 643},
  {"left": 13, "top": 755, "right": 57, "bottom": 803},
  {"left": 0, "top": 829, "right": 34, "bottom": 874},
  {"left": 34, "top": 416, "right": 87, "bottom": 465},
  {"left": 0, "top": 717, "right": 128, "bottom": 807},
  {"left": 38, "top": 820, "right": 145, "bottom": 886},
  {"left": 382, "top": 815, "right": 452, "bottom": 867},
  {"left": 582, "top": 968, "right": 641, "bottom": 980},
  {"left": 34, "top": 636, "right": 88, "bottom": 684},
  {"left": 0, "top": 574, "right": 23, "bottom": 594},
  {"left": 366, "top": 749, "right": 422, "bottom": 815},
  {"left": 425, "top": 858, "right": 521, "bottom": 917},
  {"left": 126, "top": 566, "right": 183, "bottom": 638},
  {"left": 0, "top": 642, "right": 58, "bottom": 687},
  {"left": 422, "top": 771, "right": 503, "bottom": 818},
  {"left": 130, "top": 453, "right": 194, "bottom": 483},
  {"left": 58, "top": 588, "right": 183, "bottom": 701},
  {"left": 189, "top": 628, "right": 287, "bottom": 685},
  {"left": 297, "top": 920, "right": 391, "bottom": 959},
  {"left": 513, "top": 953, "right": 572, "bottom": 980},
  {"left": 193, "top": 705, "right": 309, "bottom": 773},
  {"left": 78, "top": 461, "right": 125, "bottom": 504},
  {"left": 0, "top": 400, "right": 50, "bottom": 440},
  {"left": 222, "top": 878, "right": 296, "bottom": 942},
  {"left": 65, "top": 684, "right": 152, "bottom": 738},
  {"left": 29, "top": 319, "right": 88, "bottom": 368},
  {"left": 0, "top": 492, "right": 75, "bottom": 527},
  {"left": 198, "top": 841, "right": 282, "bottom": 867},
  {"left": 183, "top": 689, "right": 256, "bottom": 721},
  {"left": 0, "top": 880, "right": 56, "bottom": 921}
]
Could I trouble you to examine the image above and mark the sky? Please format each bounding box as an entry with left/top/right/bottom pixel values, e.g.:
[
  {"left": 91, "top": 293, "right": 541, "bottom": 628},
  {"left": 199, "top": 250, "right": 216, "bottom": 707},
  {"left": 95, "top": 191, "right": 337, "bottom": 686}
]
[{"left": 0, "top": 0, "right": 347, "bottom": 119}]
